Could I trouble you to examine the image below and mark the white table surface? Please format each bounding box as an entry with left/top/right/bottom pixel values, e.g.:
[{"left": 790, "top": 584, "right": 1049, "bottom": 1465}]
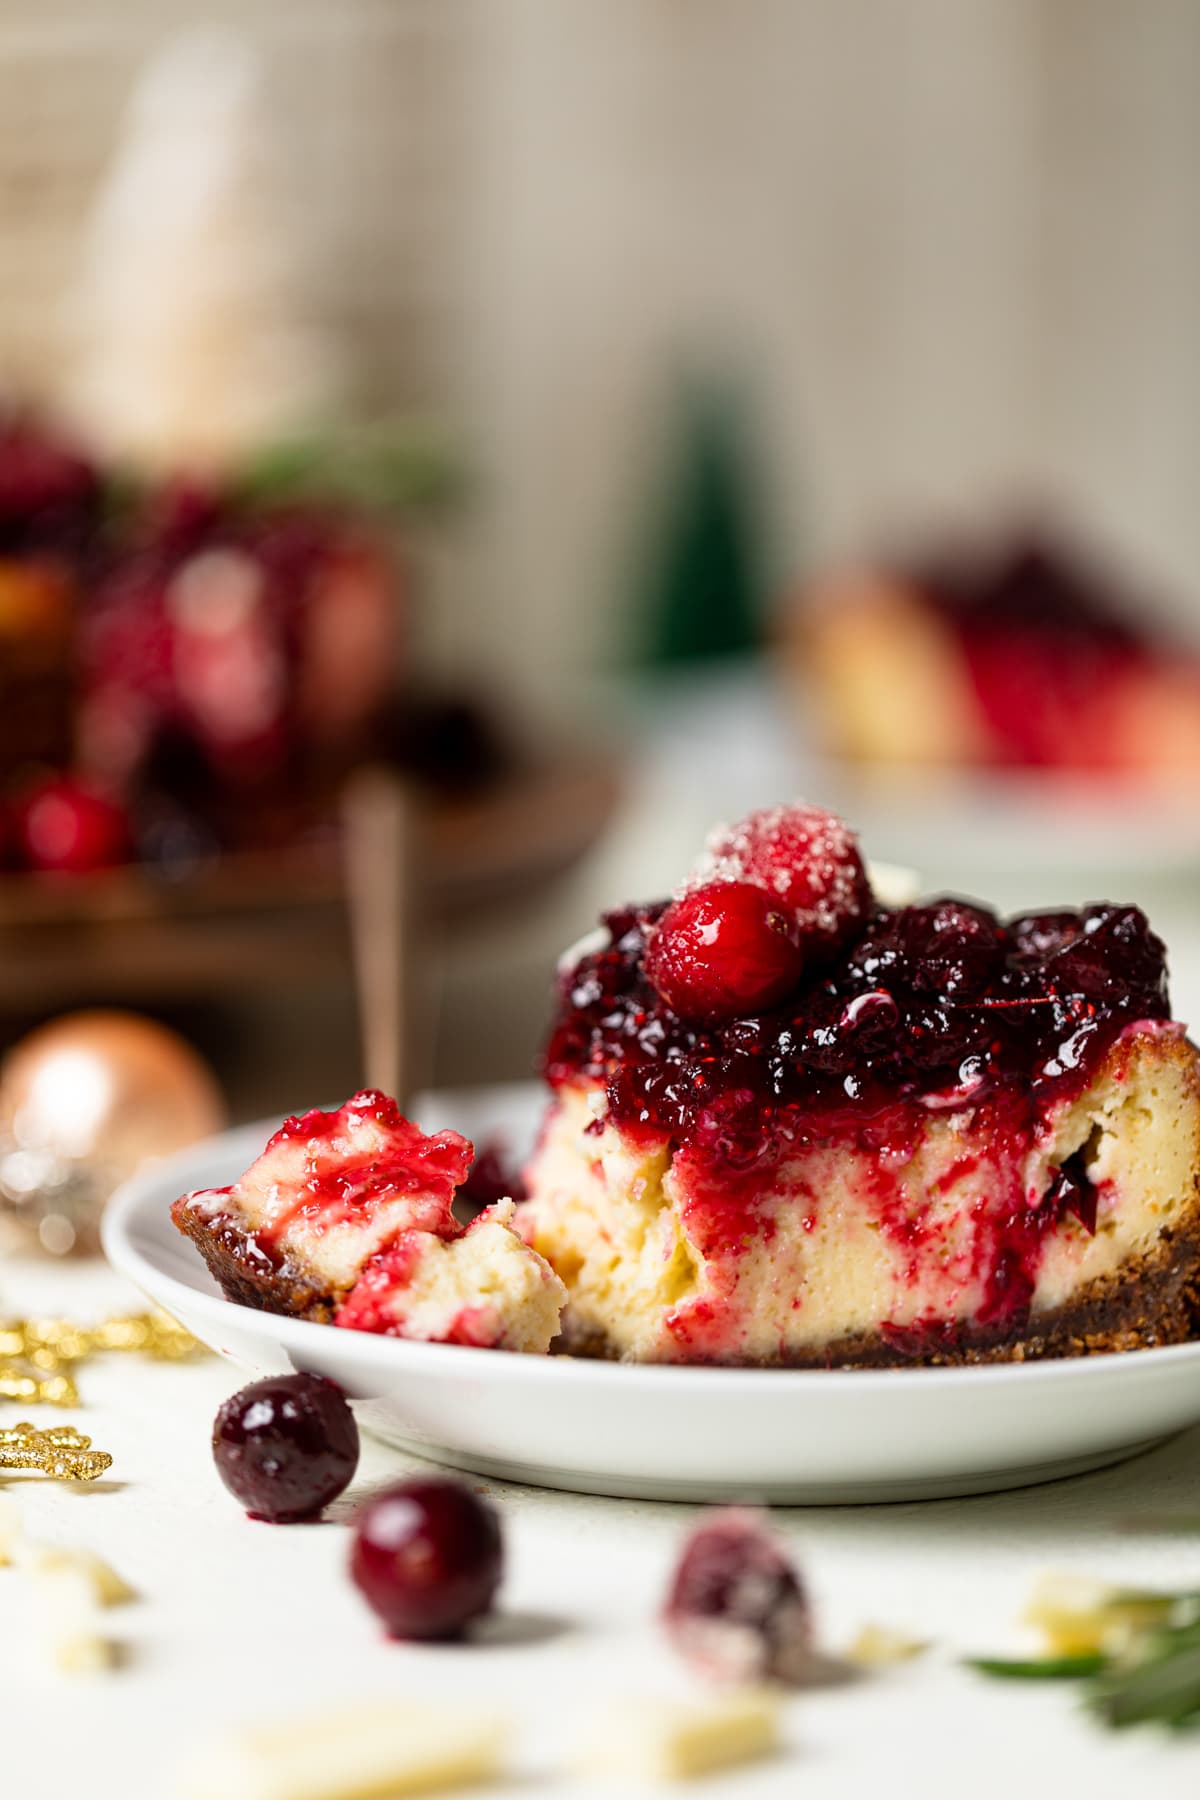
[{"left": 3, "top": 1251, "right": 1200, "bottom": 1800}]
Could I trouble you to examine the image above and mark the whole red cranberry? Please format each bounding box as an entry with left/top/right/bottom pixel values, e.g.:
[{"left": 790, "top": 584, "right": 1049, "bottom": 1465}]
[
  {"left": 645, "top": 880, "right": 805, "bottom": 1023},
  {"left": 349, "top": 1477, "right": 503, "bottom": 1640},
  {"left": 212, "top": 1373, "right": 359, "bottom": 1523},
  {"left": 664, "top": 1507, "right": 812, "bottom": 1684},
  {"left": 699, "top": 803, "right": 871, "bottom": 958},
  {"left": 15, "top": 777, "right": 132, "bottom": 875}
]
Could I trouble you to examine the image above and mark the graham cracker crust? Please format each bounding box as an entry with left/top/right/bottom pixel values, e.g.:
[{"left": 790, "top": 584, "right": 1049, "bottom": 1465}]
[{"left": 171, "top": 1200, "right": 339, "bottom": 1324}]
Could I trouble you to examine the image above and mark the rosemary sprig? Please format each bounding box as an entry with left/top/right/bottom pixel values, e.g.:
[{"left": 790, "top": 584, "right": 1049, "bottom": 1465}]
[
  {"left": 1086, "top": 1618, "right": 1200, "bottom": 1732},
  {"left": 965, "top": 1653, "right": 1108, "bottom": 1680},
  {"left": 968, "top": 1582, "right": 1200, "bottom": 1732}
]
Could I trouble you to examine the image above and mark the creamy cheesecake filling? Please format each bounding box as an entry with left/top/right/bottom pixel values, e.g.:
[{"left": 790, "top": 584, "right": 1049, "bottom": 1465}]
[
  {"left": 522, "top": 1025, "right": 1200, "bottom": 1364},
  {"left": 336, "top": 1201, "right": 567, "bottom": 1353}
]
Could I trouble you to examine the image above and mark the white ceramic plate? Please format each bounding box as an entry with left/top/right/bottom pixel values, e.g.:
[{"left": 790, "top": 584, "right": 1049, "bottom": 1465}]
[{"left": 103, "top": 1082, "right": 1200, "bottom": 1504}]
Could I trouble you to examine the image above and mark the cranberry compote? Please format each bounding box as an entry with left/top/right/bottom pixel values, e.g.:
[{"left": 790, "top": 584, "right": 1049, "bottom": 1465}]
[{"left": 543, "top": 896, "right": 1170, "bottom": 1155}]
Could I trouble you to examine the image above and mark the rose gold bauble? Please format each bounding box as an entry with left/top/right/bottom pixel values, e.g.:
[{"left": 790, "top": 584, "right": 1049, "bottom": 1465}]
[{"left": 0, "top": 1010, "right": 226, "bottom": 1181}]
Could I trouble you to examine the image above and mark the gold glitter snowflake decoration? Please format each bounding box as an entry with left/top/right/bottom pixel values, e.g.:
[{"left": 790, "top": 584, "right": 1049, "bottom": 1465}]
[
  {"left": 0, "top": 1308, "right": 199, "bottom": 1408},
  {"left": 0, "top": 1422, "right": 112, "bottom": 1482}
]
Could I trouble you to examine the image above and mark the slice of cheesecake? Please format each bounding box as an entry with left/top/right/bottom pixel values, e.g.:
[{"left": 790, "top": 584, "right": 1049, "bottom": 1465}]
[
  {"left": 521, "top": 805, "right": 1200, "bottom": 1365},
  {"left": 172, "top": 1091, "right": 566, "bottom": 1353},
  {"left": 796, "top": 537, "right": 1200, "bottom": 778}
]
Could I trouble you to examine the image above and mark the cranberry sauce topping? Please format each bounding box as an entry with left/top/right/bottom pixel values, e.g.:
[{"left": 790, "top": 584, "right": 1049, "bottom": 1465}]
[
  {"left": 257, "top": 1090, "right": 473, "bottom": 1250},
  {"left": 543, "top": 897, "right": 1170, "bottom": 1157}
]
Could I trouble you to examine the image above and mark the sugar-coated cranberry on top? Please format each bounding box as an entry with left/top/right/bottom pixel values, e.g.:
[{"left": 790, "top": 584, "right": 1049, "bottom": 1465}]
[{"left": 694, "top": 802, "right": 871, "bottom": 957}]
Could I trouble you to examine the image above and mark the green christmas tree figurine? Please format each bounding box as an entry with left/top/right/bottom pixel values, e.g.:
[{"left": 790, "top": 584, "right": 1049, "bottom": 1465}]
[{"left": 626, "top": 382, "right": 770, "bottom": 670}]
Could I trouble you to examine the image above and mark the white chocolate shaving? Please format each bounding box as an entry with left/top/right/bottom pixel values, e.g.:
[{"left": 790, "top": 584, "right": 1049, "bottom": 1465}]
[
  {"left": 845, "top": 1622, "right": 929, "bottom": 1667},
  {"left": 579, "top": 1689, "right": 779, "bottom": 1782},
  {"left": 176, "top": 1702, "right": 508, "bottom": 1800},
  {"left": 21, "top": 1542, "right": 137, "bottom": 1606}
]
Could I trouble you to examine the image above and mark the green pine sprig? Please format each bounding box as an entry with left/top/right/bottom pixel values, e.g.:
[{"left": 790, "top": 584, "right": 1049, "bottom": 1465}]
[{"left": 967, "top": 1588, "right": 1200, "bottom": 1733}]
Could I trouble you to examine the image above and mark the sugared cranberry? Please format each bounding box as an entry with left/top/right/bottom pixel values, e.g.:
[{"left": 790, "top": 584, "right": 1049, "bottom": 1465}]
[
  {"left": 664, "top": 1508, "right": 813, "bottom": 1684},
  {"left": 349, "top": 1477, "right": 503, "bottom": 1641},
  {"left": 15, "top": 777, "right": 132, "bottom": 874},
  {"left": 212, "top": 1373, "right": 359, "bottom": 1523},
  {"left": 699, "top": 803, "right": 871, "bottom": 957},
  {"left": 645, "top": 881, "right": 805, "bottom": 1024}
]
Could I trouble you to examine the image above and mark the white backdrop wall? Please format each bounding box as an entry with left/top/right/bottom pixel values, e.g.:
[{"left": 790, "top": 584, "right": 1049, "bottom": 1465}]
[{"left": 3, "top": 0, "right": 1200, "bottom": 710}]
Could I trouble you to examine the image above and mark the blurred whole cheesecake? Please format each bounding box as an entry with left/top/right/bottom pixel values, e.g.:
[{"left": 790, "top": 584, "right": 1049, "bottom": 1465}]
[
  {"left": 521, "top": 803, "right": 1200, "bottom": 1365},
  {"left": 795, "top": 537, "right": 1200, "bottom": 778}
]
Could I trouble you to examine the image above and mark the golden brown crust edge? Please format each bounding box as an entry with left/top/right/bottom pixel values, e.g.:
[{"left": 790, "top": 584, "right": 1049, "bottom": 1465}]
[{"left": 171, "top": 1199, "right": 338, "bottom": 1323}]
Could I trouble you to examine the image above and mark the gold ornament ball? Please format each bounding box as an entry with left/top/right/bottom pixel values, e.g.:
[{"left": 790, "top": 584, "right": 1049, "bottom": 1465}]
[{"left": 0, "top": 1010, "right": 227, "bottom": 1182}]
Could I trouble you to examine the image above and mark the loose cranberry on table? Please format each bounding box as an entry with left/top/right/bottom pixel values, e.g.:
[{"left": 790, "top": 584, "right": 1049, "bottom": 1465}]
[
  {"left": 349, "top": 1477, "right": 503, "bottom": 1641},
  {"left": 664, "top": 1507, "right": 813, "bottom": 1684},
  {"left": 645, "top": 880, "right": 806, "bottom": 1024},
  {"left": 14, "top": 776, "right": 132, "bottom": 874},
  {"left": 699, "top": 802, "right": 871, "bottom": 958},
  {"left": 212, "top": 1373, "right": 360, "bottom": 1523}
]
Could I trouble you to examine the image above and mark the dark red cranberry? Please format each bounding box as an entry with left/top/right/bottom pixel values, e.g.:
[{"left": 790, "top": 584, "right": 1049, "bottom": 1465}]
[
  {"left": 349, "top": 1477, "right": 503, "bottom": 1641},
  {"left": 1046, "top": 1151, "right": 1098, "bottom": 1235},
  {"left": 645, "top": 881, "right": 805, "bottom": 1023},
  {"left": 15, "top": 777, "right": 132, "bottom": 874},
  {"left": 700, "top": 803, "right": 871, "bottom": 955},
  {"left": 1044, "top": 905, "right": 1167, "bottom": 1008},
  {"left": 212, "top": 1373, "right": 359, "bottom": 1523},
  {"left": 1008, "top": 910, "right": 1083, "bottom": 964},
  {"left": 846, "top": 901, "right": 1003, "bottom": 998},
  {"left": 664, "top": 1508, "right": 812, "bottom": 1684}
]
